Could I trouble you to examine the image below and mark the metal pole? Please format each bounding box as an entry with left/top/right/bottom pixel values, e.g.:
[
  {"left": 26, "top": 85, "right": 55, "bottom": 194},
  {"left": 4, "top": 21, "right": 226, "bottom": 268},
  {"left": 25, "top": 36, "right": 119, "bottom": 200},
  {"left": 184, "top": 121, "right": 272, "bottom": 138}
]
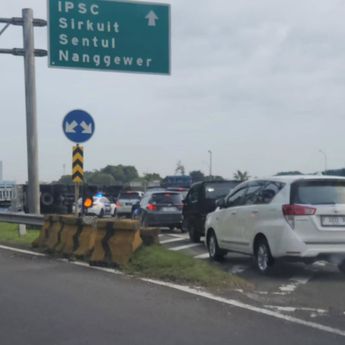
[
  {"left": 22, "top": 9, "right": 40, "bottom": 214},
  {"left": 75, "top": 183, "right": 80, "bottom": 217},
  {"left": 208, "top": 150, "right": 213, "bottom": 178}
]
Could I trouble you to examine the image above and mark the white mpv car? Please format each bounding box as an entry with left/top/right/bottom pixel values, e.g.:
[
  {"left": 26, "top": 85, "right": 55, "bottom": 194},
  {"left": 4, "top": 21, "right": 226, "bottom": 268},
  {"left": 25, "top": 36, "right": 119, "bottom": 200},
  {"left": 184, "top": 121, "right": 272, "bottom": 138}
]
[{"left": 205, "top": 176, "right": 345, "bottom": 274}]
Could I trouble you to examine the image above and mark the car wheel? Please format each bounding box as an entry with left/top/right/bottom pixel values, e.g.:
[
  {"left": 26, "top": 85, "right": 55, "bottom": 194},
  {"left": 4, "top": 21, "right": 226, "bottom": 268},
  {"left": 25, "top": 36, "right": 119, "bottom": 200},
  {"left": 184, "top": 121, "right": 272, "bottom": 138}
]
[
  {"left": 207, "top": 231, "right": 226, "bottom": 261},
  {"left": 188, "top": 223, "right": 201, "bottom": 243},
  {"left": 98, "top": 209, "right": 104, "bottom": 218},
  {"left": 338, "top": 260, "right": 345, "bottom": 274},
  {"left": 181, "top": 219, "right": 188, "bottom": 233},
  {"left": 254, "top": 238, "right": 274, "bottom": 274},
  {"left": 112, "top": 209, "right": 117, "bottom": 218}
]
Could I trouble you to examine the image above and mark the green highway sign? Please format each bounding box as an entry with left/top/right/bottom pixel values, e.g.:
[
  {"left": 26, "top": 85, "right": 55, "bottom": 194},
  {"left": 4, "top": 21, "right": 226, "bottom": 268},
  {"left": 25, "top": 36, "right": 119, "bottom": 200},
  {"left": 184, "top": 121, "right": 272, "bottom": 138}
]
[{"left": 48, "top": 0, "right": 170, "bottom": 74}]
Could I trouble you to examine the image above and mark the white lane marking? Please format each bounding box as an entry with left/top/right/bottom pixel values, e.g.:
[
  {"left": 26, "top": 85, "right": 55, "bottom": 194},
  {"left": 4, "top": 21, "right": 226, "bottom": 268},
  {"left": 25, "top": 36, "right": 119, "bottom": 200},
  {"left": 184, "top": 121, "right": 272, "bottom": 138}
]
[
  {"left": 141, "top": 278, "right": 345, "bottom": 338},
  {"left": 160, "top": 237, "right": 188, "bottom": 244},
  {"left": 170, "top": 243, "right": 201, "bottom": 251},
  {"left": 265, "top": 305, "right": 328, "bottom": 318},
  {"left": 0, "top": 245, "right": 46, "bottom": 257},
  {"left": 230, "top": 265, "right": 247, "bottom": 274},
  {"left": 278, "top": 275, "right": 312, "bottom": 294},
  {"left": 193, "top": 253, "right": 209, "bottom": 259}
]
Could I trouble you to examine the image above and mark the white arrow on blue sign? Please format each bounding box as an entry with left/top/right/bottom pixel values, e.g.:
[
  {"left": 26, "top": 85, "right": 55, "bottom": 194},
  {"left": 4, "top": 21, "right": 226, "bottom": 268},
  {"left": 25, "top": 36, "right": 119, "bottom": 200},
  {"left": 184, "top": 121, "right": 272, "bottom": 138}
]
[{"left": 62, "top": 110, "right": 95, "bottom": 143}]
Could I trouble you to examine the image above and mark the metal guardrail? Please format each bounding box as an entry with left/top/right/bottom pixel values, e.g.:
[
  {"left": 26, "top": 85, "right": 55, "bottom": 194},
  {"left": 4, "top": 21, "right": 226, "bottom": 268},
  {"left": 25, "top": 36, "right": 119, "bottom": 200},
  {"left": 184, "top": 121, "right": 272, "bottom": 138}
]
[{"left": 0, "top": 212, "right": 44, "bottom": 226}]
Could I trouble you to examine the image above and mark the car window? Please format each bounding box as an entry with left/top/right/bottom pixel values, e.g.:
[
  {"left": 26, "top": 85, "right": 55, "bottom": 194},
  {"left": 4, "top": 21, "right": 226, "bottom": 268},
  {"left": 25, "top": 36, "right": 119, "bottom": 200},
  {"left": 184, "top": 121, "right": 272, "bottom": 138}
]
[
  {"left": 291, "top": 179, "right": 345, "bottom": 205},
  {"left": 187, "top": 187, "right": 199, "bottom": 203},
  {"left": 150, "top": 193, "right": 182, "bottom": 204},
  {"left": 204, "top": 181, "right": 239, "bottom": 200},
  {"left": 225, "top": 187, "right": 247, "bottom": 207},
  {"left": 118, "top": 192, "right": 141, "bottom": 200},
  {"left": 256, "top": 182, "right": 284, "bottom": 204},
  {"left": 243, "top": 183, "right": 265, "bottom": 205}
]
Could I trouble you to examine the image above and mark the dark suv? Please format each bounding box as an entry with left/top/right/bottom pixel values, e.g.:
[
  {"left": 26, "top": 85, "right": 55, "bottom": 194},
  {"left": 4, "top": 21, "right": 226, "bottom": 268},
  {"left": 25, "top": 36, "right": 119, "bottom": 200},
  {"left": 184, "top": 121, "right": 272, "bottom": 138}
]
[{"left": 182, "top": 180, "right": 240, "bottom": 242}]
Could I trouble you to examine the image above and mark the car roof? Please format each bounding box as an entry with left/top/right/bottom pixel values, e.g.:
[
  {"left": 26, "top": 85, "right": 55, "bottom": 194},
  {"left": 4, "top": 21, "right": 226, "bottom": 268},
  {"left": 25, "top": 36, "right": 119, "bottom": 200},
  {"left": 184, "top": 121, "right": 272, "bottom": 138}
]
[{"left": 244, "top": 175, "right": 345, "bottom": 185}]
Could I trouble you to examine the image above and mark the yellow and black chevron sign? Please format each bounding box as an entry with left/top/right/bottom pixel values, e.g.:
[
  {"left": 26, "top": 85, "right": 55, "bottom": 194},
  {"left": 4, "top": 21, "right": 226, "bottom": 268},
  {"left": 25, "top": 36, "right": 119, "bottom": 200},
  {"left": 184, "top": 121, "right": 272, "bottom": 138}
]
[{"left": 72, "top": 145, "right": 84, "bottom": 183}]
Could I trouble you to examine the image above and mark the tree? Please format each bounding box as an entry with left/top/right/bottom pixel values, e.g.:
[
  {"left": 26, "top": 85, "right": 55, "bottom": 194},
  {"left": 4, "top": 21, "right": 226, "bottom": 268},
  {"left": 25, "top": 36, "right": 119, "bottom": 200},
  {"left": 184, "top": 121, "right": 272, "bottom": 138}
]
[
  {"left": 87, "top": 172, "right": 115, "bottom": 186},
  {"left": 233, "top": 170, "right": 250, "bottom": 181},
  {"left": 275, "top": 171, "right": 303, "bottom": 176},
  {"left": 189, "top": 170, "right": 205, "bottom": 183},
  {"left": 100, "top": 165, "right": 139, "bottom": 183},
  {"left": 175, "top": 161, "right": 185, "bottom": 175},
  {"left": 143, "top": 173, "right": 162, "bottom": 182},
  {"left": 57, "top": 175, "right": 73, "bottom": 184}
]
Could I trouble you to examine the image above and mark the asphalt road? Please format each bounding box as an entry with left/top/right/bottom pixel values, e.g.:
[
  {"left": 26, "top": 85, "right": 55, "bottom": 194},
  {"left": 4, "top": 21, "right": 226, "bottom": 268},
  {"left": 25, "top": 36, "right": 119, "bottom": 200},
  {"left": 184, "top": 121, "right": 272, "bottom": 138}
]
[
  {"left": 0, "top": 248, "right": 344, "bottom": 345},
  {"left": 160, "top": 230, "right": 345, "bottom": 331}
]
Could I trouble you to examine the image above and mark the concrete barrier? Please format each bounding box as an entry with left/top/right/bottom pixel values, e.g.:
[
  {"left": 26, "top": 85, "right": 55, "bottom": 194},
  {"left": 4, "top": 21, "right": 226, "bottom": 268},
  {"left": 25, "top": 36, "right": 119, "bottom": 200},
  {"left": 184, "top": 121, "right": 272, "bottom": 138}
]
[
  {"left": 32, "top": 215, "right": 52, "bottom": 248},
  {"left": 55, "top": 216, "right": 82, "bottom": 257},
  {"left": 32, "top": 216, "right": 144, "bottom": 267},
  {"left": 45, "top": 216, "right": 64, "bottom": 252},
  {"left": 140, "top": 227, "right": 160, "bottom": 245}
]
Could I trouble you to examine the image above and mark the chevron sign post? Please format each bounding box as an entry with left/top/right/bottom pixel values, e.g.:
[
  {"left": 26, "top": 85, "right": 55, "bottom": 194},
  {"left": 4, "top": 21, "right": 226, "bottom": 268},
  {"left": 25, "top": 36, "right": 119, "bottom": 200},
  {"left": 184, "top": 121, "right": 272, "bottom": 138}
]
[
  {"left": 63, "top": 109, "right": 95, "bottom": 216},
  {"left": 72, "top": 145, "right": 84, "bottom": 183}
]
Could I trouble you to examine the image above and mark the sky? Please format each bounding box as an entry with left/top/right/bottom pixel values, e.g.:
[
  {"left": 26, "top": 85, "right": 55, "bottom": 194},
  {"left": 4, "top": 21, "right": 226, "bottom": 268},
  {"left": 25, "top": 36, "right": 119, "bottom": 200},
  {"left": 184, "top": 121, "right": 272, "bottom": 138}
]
[{"left": 1, "top": 0, "right": 345, "bottom": 183}]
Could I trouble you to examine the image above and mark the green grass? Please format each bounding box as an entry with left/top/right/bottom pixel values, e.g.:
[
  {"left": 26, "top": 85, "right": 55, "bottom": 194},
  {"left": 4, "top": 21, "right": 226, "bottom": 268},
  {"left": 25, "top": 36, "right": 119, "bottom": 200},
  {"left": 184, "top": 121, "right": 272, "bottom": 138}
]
[
  {"left": 124, "top": 245, "right": 250, "bottom": 290},
  {"left": 0, "top": 222, "right": 39, "bottom": 247}
]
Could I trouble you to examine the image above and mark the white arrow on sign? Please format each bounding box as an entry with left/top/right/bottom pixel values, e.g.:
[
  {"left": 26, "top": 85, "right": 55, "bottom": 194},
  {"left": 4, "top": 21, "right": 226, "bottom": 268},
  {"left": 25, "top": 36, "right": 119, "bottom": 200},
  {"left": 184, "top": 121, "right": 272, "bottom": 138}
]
[
  {"left": 145, "top": 10, "right": 158, "bottom": 27},
  {"left": 80, "top": 121, "right": 93, "bottom": 134},
  {"left": 65, "top": 120, "right": 78, "bottom": 133}
]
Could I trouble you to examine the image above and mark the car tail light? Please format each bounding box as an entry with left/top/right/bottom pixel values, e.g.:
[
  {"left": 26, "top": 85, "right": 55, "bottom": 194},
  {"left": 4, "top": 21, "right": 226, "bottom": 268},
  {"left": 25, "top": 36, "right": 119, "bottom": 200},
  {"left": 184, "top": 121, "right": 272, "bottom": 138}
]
[
  {"left": 176, "top": 204, "right": 183, "bottom": 210},
  {"left": 146, "top": 203, "right": 157, "bottom": 211},
  {"left": 116, "top": 201, "right": 122, "bottom": 207},
  {"left": 282, "top": 204, "right": 316, "bottom": 229}
]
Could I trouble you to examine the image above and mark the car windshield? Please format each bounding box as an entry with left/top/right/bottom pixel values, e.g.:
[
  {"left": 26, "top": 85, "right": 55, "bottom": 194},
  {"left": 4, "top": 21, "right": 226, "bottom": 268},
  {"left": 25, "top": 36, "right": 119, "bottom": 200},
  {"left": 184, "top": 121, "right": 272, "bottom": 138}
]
[
  {"left": 204, "top": 182, "right": 239, "bottom": 200},
  {"left": 150, "top": 193, "right": 182, "bottom": 204},
  {"left": 118, "top": 192, "right": 140, "bottom": 200},
  {"left": 291, "top": 180, "right": 345, "bottom": 205}
]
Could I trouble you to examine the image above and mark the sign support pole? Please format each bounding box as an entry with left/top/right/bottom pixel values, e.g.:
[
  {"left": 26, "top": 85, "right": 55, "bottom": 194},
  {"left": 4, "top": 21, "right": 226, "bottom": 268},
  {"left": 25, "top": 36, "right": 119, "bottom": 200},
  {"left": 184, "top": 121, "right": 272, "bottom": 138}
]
[
  {"left": 22, "top": 8, "right": 40, "bottom": 214},
  {"left": 74, "top": 182, "right": 80, "bottom": 217}
]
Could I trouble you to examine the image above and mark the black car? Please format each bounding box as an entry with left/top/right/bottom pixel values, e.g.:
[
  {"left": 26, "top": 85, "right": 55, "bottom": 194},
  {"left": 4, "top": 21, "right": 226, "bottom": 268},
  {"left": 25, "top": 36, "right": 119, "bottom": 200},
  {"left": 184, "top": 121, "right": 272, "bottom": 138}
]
[
  {"left": 136, "top": 191, "right": 183, "bottom": 229},
  {"left": 182, "top": 180, "right": 240, "bottom": 242}
]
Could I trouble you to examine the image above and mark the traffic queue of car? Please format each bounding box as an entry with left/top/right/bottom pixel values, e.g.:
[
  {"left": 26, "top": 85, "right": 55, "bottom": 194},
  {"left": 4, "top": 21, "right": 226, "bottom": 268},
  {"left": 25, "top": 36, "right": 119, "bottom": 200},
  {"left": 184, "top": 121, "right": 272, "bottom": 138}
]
[{"left": 75, "top": 175, "right": 345, "bottom": 275}]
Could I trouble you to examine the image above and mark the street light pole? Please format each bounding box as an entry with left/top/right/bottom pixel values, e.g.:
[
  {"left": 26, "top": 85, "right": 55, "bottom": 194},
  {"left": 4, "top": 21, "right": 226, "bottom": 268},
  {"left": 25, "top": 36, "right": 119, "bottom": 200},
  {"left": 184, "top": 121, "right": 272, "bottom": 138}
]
[
  {"left": 22, "top": 8, "right": 40, "bottom": 214},
  {"left": 208, "top": 150, "right": 212, "bottom": 178},
  {"left": 0, "top": 10, "right": 47, "bottom": 214},
  {"left": 319, "top": 149, "right": 328, "bottom": 173}
]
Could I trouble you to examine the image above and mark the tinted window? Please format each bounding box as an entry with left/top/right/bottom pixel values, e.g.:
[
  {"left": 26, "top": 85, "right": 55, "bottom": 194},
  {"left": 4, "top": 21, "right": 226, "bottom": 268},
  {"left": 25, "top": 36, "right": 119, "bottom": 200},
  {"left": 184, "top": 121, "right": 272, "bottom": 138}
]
[
  {"left": 186, "top": 186, "right": 200, "bottom": 203},
  {"left": 243, "top": 183, "right": 265, "bottom": 205},
  {"left": 119, "top": 192, "right": 141, "bottom": 200},
  {"left": 150, "top": 193, "right": 182, "bottom": 204},
  {"left": 205, "top": 181, "right": 239, "bottom": 200},
  {"left": 291, "top": 180, "right": 345, "bottom": 205},
  {"left": 226, "top": 188, "right": 247, "bottom": 207},
  {"left": 256, "top": 182, "right": 284, "bottom": 204}
]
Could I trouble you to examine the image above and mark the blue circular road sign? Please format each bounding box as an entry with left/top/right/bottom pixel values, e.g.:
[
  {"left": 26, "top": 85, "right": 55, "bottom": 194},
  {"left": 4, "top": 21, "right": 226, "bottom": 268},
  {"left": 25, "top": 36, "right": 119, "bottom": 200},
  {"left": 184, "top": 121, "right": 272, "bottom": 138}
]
[{"left": 62, "top": 109, "right": 95, "bottom": 143}]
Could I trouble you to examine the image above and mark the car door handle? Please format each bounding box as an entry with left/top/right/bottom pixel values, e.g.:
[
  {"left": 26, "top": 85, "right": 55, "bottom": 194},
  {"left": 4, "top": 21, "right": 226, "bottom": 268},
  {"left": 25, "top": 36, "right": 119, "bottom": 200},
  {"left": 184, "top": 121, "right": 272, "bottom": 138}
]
[
  {"left": 251, "top": 210, "right": 259, "bottom": 215},
  {"left": 231, "top": 211, "right": 237, "bottom": 215}
]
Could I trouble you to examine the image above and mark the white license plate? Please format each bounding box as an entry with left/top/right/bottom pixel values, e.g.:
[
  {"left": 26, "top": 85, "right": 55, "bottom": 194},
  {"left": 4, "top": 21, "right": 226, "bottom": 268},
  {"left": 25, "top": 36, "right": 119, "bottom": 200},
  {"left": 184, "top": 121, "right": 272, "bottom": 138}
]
[
  {"left": 161, "top": 207, "right": 176, "bottom": 212},
  {"left": 321, "top": 216, "right": 345, "bottom": 227}
]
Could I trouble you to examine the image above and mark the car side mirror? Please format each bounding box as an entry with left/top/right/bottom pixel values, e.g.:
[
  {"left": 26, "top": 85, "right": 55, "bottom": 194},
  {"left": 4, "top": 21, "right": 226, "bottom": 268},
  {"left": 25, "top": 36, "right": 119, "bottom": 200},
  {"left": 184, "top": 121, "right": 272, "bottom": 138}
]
[{"left": 216, "top": 198, "right": 226, "bottom": 208}]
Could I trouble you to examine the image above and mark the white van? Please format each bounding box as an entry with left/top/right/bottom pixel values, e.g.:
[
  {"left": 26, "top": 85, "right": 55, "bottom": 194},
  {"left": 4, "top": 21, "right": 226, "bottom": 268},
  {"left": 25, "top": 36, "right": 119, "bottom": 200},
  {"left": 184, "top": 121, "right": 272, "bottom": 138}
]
[{"left": 205, "top": 176, "right": 345, "bottom": 274}]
